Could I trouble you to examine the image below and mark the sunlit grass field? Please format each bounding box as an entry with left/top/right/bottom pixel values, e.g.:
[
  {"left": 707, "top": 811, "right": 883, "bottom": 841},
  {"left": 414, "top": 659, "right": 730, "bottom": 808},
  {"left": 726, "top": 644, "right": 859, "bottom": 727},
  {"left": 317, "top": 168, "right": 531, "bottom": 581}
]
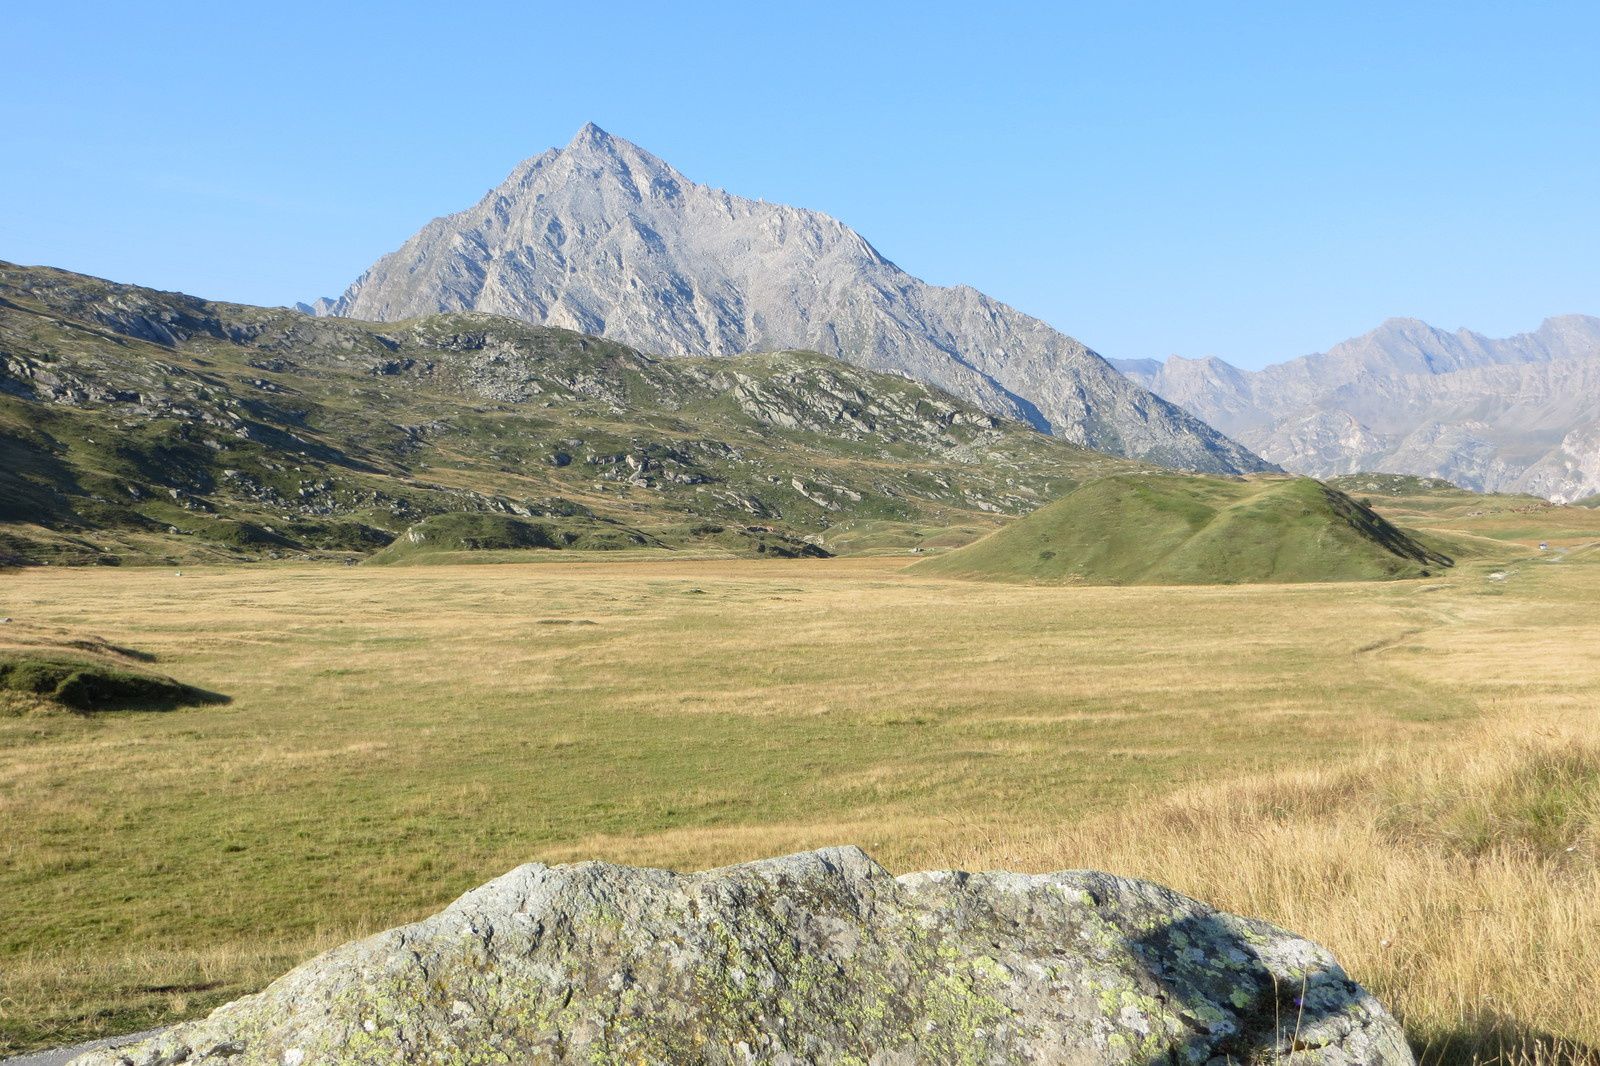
[{"left": 2, "top": 543, "right": 1598, "bottom": 1061}]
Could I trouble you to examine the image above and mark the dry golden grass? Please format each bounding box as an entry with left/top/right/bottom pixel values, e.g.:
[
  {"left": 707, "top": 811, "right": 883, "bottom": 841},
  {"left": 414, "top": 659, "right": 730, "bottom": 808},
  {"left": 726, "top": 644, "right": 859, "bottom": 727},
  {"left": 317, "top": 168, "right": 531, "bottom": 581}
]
[
  {"left": 950, "top": 719, "right": 1600, "bottom": 1065},
  {"left": 1, "top": 548, "right": 1596, "bottom": 1061}
]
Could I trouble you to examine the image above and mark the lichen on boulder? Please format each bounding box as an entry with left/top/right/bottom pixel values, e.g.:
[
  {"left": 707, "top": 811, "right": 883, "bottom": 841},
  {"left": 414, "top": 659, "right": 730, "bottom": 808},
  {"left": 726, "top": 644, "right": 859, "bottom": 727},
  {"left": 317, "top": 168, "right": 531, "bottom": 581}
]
[{"left": 74, "top": 847, "right": 1413, "bottom": 1065}]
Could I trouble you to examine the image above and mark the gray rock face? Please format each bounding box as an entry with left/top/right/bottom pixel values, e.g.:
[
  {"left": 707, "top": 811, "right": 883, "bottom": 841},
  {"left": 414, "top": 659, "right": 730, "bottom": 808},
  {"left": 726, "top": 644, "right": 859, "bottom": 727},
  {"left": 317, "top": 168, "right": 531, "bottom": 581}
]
[
  {"left": 74, "top": 847, "right": 1412, "bottom": 1065},
  {"left": 316, "top": 124, "right": 1270, "bottom": 476},
  {"left": 1117, "top": 316, "right": 1600, "bottom": 501}
]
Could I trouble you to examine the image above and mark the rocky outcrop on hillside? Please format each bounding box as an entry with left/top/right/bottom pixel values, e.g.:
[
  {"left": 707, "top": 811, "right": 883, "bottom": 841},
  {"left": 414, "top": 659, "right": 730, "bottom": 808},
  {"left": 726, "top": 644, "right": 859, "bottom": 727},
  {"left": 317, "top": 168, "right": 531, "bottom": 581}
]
[
  {"left": 73, "top": 847, "right": 1413, "bottom": 1065},
  {"left": 1117, "top": 316, "right": 1600, "bottom": 501},
  {"left": 313, "top": 124, "right": 1271, "bottom": 476},
  {"left": 1, "top": 261, "right": 1136, "bottom": 565}
]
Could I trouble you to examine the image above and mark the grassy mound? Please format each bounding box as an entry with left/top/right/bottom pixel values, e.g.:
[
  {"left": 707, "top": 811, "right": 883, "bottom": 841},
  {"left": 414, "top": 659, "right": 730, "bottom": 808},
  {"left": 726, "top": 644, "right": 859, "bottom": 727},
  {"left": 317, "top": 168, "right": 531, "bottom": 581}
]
[
  {"left": 0, "top": 653, "right": 224, "bottom": 712},
  {"left": 365, "top": 513, "right": 659, "bottom": 565},
  {"left": 912, "top": 474, "right": 1451, "bottom": 585}
]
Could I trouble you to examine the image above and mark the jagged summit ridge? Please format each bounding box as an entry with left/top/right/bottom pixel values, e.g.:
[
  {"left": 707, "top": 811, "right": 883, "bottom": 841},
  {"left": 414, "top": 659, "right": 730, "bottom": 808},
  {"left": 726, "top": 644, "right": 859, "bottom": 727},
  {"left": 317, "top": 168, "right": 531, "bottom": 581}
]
[
  {"left": 317, "top": 125, "right": 1272, "bottom": 476},
  {"left": 1119, "top": 314, "right": 1600, "bottom": 501}
]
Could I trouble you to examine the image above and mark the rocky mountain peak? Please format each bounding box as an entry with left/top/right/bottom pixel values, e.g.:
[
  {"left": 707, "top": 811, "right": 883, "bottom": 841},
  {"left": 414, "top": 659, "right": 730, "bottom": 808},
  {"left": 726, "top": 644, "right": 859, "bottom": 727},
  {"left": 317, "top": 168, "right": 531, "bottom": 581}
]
[
  {"left": 1532, "top": 313, "right": 1600, "bottom": 354},
  {"left": 1372, "top": 315, "right": 1433, "bottom": 332},
  {"left": 314, "top": 126, "right": 1272, "bottom": 476},
  {"left": 570, "top": 120, "right": 612, "bottom": 146},
  {"left": 558, "top": 122, "right": 673, "bottom": 179}
]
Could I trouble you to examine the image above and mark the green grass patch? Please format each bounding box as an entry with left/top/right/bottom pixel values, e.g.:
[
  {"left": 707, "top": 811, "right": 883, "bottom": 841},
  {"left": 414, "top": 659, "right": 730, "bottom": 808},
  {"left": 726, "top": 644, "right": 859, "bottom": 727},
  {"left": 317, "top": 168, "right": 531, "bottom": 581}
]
[
  {"left": 913, "top": 473, "right": 1451, "bottom": 585},
  {"left": 0, "top": 654, "right": 225, "bottom": 712}
]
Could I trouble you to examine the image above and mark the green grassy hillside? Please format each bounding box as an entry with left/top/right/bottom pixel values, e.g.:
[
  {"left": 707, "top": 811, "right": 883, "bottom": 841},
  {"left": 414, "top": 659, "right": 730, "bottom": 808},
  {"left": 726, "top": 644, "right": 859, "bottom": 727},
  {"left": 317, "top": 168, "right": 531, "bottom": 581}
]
[
  {"left": 0, "top": 262, "right": 1138, "bottom": 566},
  {"left": 912, "top": 473, "right": 1452, "bottom": 585},
  {"left": 1327, "top": 473, "right": 1600, "bottom": 556},
  {"left": 1326, "top": 473, "right": 1545, "bottom": 513}
]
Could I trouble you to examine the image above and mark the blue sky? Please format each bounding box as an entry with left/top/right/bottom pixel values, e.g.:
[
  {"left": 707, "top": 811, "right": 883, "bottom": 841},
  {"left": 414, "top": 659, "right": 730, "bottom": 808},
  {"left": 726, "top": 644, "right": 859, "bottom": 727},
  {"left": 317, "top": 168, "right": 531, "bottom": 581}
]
[{"left": 4, "top": 2, "right": 1596, "bottom": 368}]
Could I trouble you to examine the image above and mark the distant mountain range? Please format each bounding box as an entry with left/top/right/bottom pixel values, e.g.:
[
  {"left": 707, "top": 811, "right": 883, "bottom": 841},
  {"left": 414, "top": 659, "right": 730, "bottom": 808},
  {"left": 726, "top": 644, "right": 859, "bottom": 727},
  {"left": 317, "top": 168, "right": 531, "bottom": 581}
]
[
  {"left": 306, "top": 124, "right": 1270, "bottom": 476},
  {"left": 1113, "top": 316, "right": 1600, "bottom": 502}
]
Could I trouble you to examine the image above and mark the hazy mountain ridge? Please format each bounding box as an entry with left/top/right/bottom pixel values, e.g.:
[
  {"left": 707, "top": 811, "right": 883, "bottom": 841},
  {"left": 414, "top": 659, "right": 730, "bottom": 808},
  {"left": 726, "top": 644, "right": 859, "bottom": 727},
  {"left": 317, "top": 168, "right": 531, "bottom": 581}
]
[
  {"left": 1119, "top": 316, "right": 1600, "bottom": 501},
  {"left": 314, "top": 124, "right": 1271, "bottom": 476}
]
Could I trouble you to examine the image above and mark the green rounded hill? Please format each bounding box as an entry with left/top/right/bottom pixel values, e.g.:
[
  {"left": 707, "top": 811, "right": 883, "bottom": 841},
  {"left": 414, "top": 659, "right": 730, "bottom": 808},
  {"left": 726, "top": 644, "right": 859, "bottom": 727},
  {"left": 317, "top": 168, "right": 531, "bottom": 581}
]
[{"left": 910, "top": 474, "right": 1451, "bottom": 585}]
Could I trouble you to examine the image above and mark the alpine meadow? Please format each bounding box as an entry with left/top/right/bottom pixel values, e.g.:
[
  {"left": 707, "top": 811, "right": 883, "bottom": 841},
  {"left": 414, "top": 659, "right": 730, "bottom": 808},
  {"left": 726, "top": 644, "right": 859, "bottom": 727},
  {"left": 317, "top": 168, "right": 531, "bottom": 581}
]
[{"left": 5, "top": 7, "right": 1600, "bottom": 1065}]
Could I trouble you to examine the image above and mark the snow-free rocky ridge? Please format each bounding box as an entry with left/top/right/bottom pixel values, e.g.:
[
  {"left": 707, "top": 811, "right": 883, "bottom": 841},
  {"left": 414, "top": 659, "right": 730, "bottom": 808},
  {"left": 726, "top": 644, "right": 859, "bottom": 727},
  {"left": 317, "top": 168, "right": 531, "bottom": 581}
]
[
  {"left": 1115, "top": 315, "right": 1600, "bottom": 502},
  {"left": 313, "top": 124, "right": 1271, "bottom": 477},
  {"left": 72, "top": 846, "right": 1412, "bottom": 1065}
]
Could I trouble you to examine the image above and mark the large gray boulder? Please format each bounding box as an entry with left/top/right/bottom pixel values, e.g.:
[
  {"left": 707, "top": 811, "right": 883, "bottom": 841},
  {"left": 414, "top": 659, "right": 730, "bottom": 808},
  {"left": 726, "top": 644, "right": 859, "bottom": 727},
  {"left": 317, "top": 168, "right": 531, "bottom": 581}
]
[{"left": 75, "top": 847, "right": 1412, "bottom": 1065}]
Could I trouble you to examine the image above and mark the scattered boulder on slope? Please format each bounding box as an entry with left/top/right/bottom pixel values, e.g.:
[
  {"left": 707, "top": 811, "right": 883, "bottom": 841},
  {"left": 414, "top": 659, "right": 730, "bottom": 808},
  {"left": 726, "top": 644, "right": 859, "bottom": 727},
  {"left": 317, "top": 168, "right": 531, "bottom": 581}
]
[{"left": 73, "top": 847, "right": 1413, "bottom": 1065}]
